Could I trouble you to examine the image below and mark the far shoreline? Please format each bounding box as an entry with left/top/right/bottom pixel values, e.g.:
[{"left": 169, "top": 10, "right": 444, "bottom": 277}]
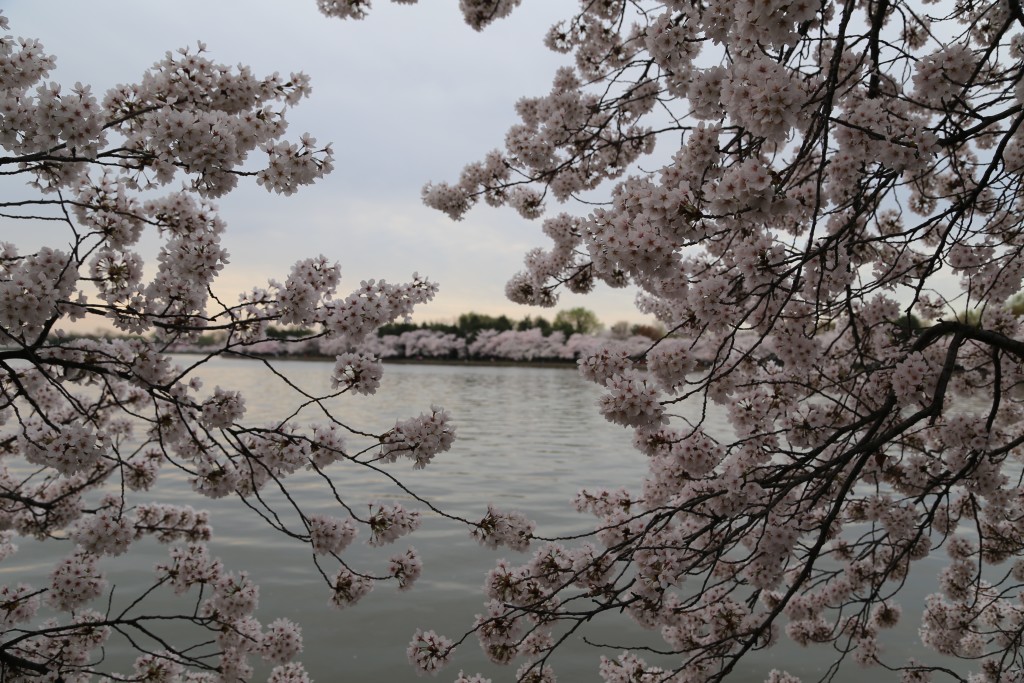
[{"left": 201, "top": 350, "right": 582, "bottom": 369}]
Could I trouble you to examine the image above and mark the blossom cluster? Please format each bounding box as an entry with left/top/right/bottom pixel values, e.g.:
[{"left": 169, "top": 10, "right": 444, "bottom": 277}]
[
  {"left": 381, "top": 406, "right": 456, "bottom": 469},
  {"left": 0, "top": 245, "right": 79, "bottom": 341},
  {"left": 407, "top": 628, "right": 456, "bottom": 676},
  {"left": 308, "top": 514, "right": 359, "bottom": 555},
  {"left": 471, "top": 505, "right": 535, "bottom": 552},
  {"left": 422, "top": 65, "right": 654, "bottom": 220},
  {"left": 331, "top": 351, "right": 384, "bottom": 395}
]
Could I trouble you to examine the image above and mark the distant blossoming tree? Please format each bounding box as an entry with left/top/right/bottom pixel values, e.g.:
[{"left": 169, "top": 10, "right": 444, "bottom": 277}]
[{"left": 327, "top": 0, "right": 1024, "bottom": 682}]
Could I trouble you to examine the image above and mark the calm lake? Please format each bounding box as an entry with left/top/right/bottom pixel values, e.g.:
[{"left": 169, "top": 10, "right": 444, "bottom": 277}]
[{"left": 4, "top": 357, "right": 965, "bottom": 682}]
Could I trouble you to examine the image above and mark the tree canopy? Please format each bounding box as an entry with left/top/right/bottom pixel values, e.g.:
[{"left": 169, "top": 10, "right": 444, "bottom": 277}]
[
  {"left": 4, "top": 1, "right": 1024, "bottom": 682},
  {"left": 552, "top": 307, "right": 603, "bottom": 336}
]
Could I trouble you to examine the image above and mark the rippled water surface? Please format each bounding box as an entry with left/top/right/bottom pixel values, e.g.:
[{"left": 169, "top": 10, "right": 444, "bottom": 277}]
[{"left": 5, "top": 357, "right": 967, "bottom": 682}]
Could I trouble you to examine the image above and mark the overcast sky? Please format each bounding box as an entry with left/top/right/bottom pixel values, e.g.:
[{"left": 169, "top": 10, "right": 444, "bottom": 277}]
[{"left": 4, "top": 1, "right": 658, "bottom": 330}]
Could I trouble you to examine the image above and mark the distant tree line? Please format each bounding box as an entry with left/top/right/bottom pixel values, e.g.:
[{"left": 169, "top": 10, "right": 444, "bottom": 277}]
[
  {"left": 50, "top": 308, "right": 667, "bottom": 349},
  {"left": 376, "top": 307, "right": 619, "bottom": 341}
]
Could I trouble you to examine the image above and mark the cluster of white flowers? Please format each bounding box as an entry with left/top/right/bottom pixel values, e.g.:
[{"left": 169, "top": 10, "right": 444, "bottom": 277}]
[
  {"left": 230, "top": 430, "right": 311, "bottom": 495},
  {"left": 474, "top": 599, "right": 525, "bottom": 664},
  {"left": 471, "top": 505, "right": 535, "bottom": 551},
  {"left": 316, "top": 0, "right": 419, "bottom": 21},
  {"left": 260, "top": 618, "right": 304, "bottom": 664},
  {"left": 381, "top": 406, "right": 456, "bottom": 468},
  {"left": 156, "top": 543, "right": 224, "bottom": 595},
  {"left": 912, "top": 45, "right": 976, "bottom": 107},
  {"left": 459, "top": 0, "right": 522, "bottom": 31},
  {"left": 0, "top": 245, "right": 79, "bottom": 341},
  {"left": 407, "top": 628, "right": 456, "bottom": 676},
  {"left": 316, "top": 0, "right": 372, "bottom": 20},
  {"left": 307, "top": 514, "right": 358, "bottom": 555},
  {"left": 331, "top": 351, "right": 383, "bottom": 395},
  {"left": 454, "top": 671, "right": 493, "bottom": 683},
  {"left": 890, "top": 351, "right": 937, "bottom": 406},
  {"left": 597, "top": 370, "right": 666, "bottom": 429},
  {"left": 7, "top": 610, "right": 111, "bottom": 678},
  {"left": 48, "top": 549, "right": 106, "bottom": 611},
  {"left": 709, "top": 157, "right": 777, "bottom": 217},
  {"left": 388, "top": 547, "right": 423, "bottom": 591},
  {"left": 273, "top": 256, "right": 341, "bottom": 326},
  {"left": 583, "top": 181, "right": 692, "bottom": 285},
  {"left": 200, "top": 387, "right": 246, "bottom": 429},
  {"left": 131, "top": 652, "right": 184, "bottom": 682},
  {"left": 309, "top": 423, "right": 348, "bottom": 468},
  {"left": 515, "top": 662, "right": 557, "bottom": 683},
  {"left": 328, "top": 566, "right": 373, "bottom": 609},
  {"left": 720, "top": 55, "right": 808, "bottom": 143},
  {"left": 268, "top": 662, "right": 313, "bottom": 683},
  {"left": 89, "top": 246, "right": 144, "bottom": 306},
  {"left": 598, "top": 652, "right": 672, "bottom": 683},
  {"left": 646, "top": 339, "right": 696, "bottom": 392},
  {"left": 102, "top": 43, "right": 328, "bottom": 198},
  {"left": 323, "top": 275, "right": 438, "bottom": 346},
  {"left": 421, "top": 180, "right": 472, "bottom": 221},
  {"left": 20, "top": 419, "right": 105, "bottom": 476},
  {"left": 258, "top": 135, "right": 333, "bottom": 195},
  {"left": 134, "top": 503, "right": 212, "bottom": 544},
  {"left": 645, "top": 10, "right": 700, "bottom": 95},
  {"left": 206, "top": 571, "right": 260, "bottom": 621},
  {"left": 0, "top": 583, "right": 40, "bottom": 627},
  {"left": 0, "top": 19, "right": 55, "bottom": 90},
  {"left": 578, "top": 347, "right": 635, "bottom": 383},
  {"left": 70, "top": 505, "right": 133, "bottom": 557},
  {"left": 74, "top": 175, "right": 144, "bottom": 249},
  {"left": 2, "top": 77, "right": 105, "bottom": 162},
  {"left": 367, "top": 502, "right": 421, "bottom": 546}
]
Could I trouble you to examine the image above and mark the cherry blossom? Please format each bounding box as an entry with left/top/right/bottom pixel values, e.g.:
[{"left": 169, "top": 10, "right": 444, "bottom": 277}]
[
  {"left": 407, "top": 628, "right": 456, "bottom": 676},
  {"left": 367, "top": 502, "right": 421, "bottom": 546},
  {"left": 471, "top": 505, "right": 534, "bottom": 551},
  {"left": 48, "top": 549, "right": 106, "bottom": 612},
  {"left": 307, "top": 514, "right": 359, "bottom": 555},
  {"left": 388, "top": 547, "right": 423, "bottom": 591},
  {"left": 260, "top": 618, "right": 304, "bottom": 664},
  {"left": 381, "top": 406, "right": 456, "bottom": 468},
  {"left": 328, "top": 566, "right": 374, "bottom": 609}
]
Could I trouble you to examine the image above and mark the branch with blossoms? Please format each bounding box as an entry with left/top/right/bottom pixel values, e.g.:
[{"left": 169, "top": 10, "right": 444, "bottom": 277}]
[
  {"left": 316, "top": 0, "right": 1024, "bottom": 681},
  {"left": 0, "top": 11, "right": 506, "bottom": 682}
]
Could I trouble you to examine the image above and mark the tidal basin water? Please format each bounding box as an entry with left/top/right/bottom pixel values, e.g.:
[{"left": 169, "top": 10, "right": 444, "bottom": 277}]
[{"left": 5, "top": 357, "right": 965, "bottom": 682}]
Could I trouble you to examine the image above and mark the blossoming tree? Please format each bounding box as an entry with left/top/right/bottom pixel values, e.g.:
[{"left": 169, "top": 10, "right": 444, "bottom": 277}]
[
  {"left": 0, "top": 11, "right": 480, "bottom": 682},
  {"left": 325, "top": 0, "right": 1024, "bottom": 681},
  {"left": 8, "top": 0, "right": 1024, "bottom": 680}
]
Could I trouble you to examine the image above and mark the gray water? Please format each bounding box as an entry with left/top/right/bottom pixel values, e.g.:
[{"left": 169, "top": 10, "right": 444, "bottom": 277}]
[{"left": 3, "top": 358, "right": 964, "bottom": 682}]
